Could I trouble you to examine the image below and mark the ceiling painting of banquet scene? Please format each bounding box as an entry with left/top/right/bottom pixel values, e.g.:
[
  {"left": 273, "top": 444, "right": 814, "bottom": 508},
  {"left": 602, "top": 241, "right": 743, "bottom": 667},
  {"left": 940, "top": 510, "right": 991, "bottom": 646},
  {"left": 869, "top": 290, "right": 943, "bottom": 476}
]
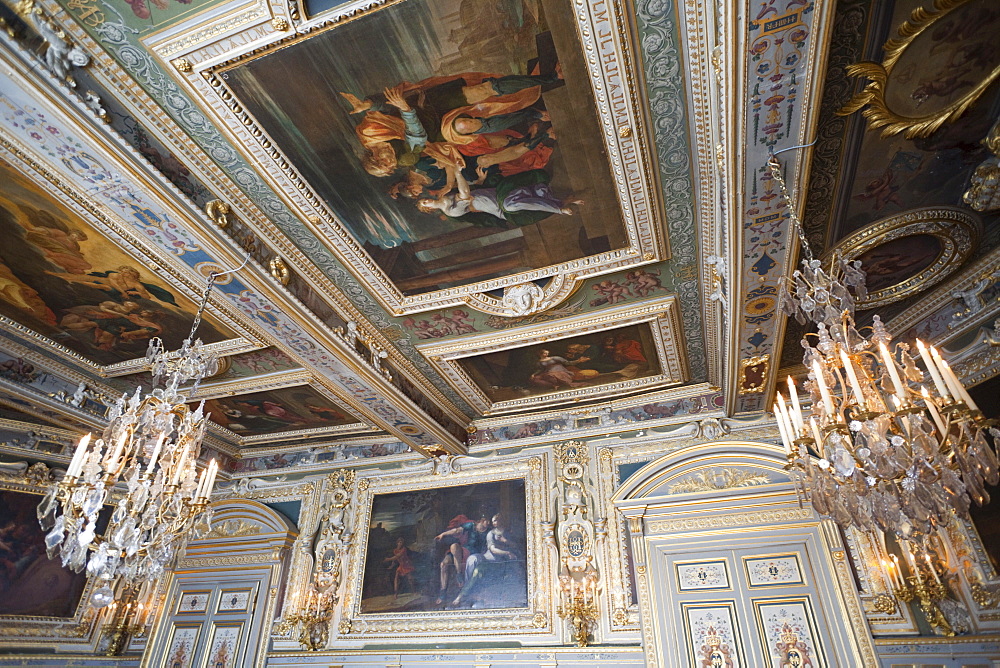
[
  {"left": 778, "top": 0, "right": 1000, "bottom": 371},
  {"left": 209, "top": 0, "right": 657, "bottom": 304},
  {"left": 0, "top": 155, "right": 235, "bottom": 367}
]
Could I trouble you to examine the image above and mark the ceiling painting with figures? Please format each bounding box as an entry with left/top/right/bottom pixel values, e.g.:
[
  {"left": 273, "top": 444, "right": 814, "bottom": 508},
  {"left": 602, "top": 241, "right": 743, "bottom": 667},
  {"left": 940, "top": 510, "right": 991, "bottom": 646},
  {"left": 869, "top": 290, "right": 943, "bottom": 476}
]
[
  {"left": 0, "top": 157, "right": 232, "bottom": 367},
  {"left": 220, "top": 0, "right": 629, "bottom": 297},
  {"left": 197, "top": 385, "right": 359, "bottom": 438},
  {"left": 457, "top": 322, "right": 662, "bottom": 404}
]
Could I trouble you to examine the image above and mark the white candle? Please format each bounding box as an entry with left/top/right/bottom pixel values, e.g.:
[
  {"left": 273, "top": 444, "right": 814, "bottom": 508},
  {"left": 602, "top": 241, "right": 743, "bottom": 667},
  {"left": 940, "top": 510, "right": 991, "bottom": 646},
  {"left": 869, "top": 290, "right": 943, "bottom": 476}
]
[
  {"left": 787, "top": 377, "right": 805, "bottom": 433},
  {"left": 146, "top": 434, "right": 165, "bottom": 475},
  {"left": 809, "top": 417, "right": 825, "bottom": 458},
  {"left": 891, "top": 555, "right": 903, "bottom": 588},
  {"left": 879, "top": 342, "right": 907, "bottom": 399},
  {"left": 170, "top": 447, "right": 188, "bottom": 486},
  {"left": 195, "top": 466, "right": 208, "bottom": 500},
  {"left": 774, "top": 403, "right": 792, "bottom": 455},
  {"left": 67, "top": 432, "right": 92, "bottom": 477},
  {"left": 775, "top": 393, "right": 794, "bottom": 439},
  {"left": 839, "top": 349, "right": 866, "bottom": 408},
  {"left": 930, "top": 348, "right": 961, "bottom": 403},
  {"left": 206, "top": 459, "right": 218, "bottom": 495},
  {"left": 916, "top": 340, "right": 950, "bottom": 401},
  {"left": 925, "top": 554, "right": 941, "bottom": 585},
  {"left": 938, "top": 358, "right": 979, "bottom": 411},
  {"left": 906, "top": 544, "right": 923, "bottom": 584},
  {"left": 921, "top": 387, "right": 947, "bottom": 435},
  {"left": 106, "top": 429, "right": 129, "bottom": 470},
  {"left": 811, "top": 360, "right": 836, "bottom": 418}
]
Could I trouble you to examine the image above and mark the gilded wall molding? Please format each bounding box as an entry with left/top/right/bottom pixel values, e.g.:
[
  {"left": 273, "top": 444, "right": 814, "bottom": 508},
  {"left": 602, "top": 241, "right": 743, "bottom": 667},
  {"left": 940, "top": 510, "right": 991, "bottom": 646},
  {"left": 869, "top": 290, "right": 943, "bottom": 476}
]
[
  {"left": 0, "top": 464, "right": 101, "bottom": 648},
  {"left": 645, "top": 507, "right": 812, "bottom": 535}
]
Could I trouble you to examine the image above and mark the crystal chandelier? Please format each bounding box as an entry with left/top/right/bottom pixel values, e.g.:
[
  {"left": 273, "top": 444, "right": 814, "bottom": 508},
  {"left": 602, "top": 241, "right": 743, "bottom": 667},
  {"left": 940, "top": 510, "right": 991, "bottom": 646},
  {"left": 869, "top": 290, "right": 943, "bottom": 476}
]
[
  {"left": 36, "top": 269, "right": 232, "bottom": 607},
  {"left": 767, "top": 153, "right": 1000, "bottom": 544}
]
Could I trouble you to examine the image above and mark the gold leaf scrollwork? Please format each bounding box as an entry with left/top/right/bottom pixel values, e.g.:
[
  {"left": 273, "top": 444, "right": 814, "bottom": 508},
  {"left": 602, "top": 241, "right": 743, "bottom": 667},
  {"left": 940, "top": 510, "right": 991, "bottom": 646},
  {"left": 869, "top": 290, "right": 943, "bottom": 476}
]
[
  {"left": 737, "top": 354, "right": 769, "bottom": 395},
  {"left": 838, "top": 0, "right": 1000, "bottom": 139}
]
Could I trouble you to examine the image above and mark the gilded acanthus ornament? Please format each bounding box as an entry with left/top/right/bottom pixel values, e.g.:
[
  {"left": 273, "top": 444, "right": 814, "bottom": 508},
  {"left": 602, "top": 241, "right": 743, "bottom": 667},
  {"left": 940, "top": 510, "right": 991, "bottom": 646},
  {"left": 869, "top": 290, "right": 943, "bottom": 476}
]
[{"left": 204, "top": 200, "right": 231, "bottom": 229}]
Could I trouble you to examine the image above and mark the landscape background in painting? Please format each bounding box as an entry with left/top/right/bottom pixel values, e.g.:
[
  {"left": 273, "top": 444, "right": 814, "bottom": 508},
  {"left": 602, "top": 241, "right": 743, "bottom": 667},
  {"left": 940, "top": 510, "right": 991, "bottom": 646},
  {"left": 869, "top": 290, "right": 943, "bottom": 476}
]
[
  {"left": 360, "top": 479, "right": 527, "bottom": 613},
  {"left": 199, "top": 385, "right": 355, "bottom": 437},
  {"left": 0, "top": 490, "right": 88, "bottom": 617},
  {"left": 224, "top": 0, "right": 626, "bottom": 295},
  {"left": 458, "top": 322, "right": 660, "bottom": 402},
  {"left": 0, "top": 158, "right": 230, "bottom": 366}
]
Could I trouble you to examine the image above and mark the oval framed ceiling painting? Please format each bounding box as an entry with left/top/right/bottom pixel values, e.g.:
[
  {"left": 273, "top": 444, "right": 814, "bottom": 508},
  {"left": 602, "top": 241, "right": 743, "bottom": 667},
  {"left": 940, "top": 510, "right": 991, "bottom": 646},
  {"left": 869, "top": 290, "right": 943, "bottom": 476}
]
[{"left": 828, "top": 206, "right": 980, "bottom": 309}]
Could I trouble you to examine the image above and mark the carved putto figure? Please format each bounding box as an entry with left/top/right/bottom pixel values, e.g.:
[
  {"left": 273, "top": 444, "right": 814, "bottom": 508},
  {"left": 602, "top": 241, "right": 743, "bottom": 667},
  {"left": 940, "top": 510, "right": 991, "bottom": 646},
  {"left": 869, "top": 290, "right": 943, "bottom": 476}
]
[{"left": 16, "top": 0, "right": 89, "bottom": 84}]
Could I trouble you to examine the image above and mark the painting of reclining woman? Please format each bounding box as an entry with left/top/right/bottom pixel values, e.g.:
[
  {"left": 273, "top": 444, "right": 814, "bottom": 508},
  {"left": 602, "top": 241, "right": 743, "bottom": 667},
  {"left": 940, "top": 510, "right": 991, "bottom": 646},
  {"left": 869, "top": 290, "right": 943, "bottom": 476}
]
[
  {"left": 223, "top": 0, "right": 627, "bottom": 295},
  {"left": 458, "top": 322, "right": 661, "bottom": 403},
  {"left": 0, "top": 158, "right": 230, "bottom": 366},
  {"left": 360, "top": 479, "right": 527, "bottom": 613}
]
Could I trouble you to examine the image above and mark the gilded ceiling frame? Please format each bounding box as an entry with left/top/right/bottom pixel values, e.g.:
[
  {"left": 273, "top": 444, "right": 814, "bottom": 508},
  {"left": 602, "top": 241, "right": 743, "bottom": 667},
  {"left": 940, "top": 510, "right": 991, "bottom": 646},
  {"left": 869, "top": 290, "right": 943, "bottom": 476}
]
[
  {"left": 0, "top": 461, "right": 101, "bottom": 648},
  {"left": 839, "top": 0, "right": 1000, "bottom": 139},
  {"left": 418, "top": 296, "right": 686, "bottom": 415},
  {"left": 146, "top": 0, "right": 667, "bottom": 317},
  {"left": 0, "top": 135, "right": 266, "bottom": 376},
  {"left": 190, "top": 373, "right": 380, "bottom": 446},
  {"left": 0, "top": 43, "right": 467, "bottom": 455},
  {"left": 27, "top": 0, "right": 476, "bottom": 431}
]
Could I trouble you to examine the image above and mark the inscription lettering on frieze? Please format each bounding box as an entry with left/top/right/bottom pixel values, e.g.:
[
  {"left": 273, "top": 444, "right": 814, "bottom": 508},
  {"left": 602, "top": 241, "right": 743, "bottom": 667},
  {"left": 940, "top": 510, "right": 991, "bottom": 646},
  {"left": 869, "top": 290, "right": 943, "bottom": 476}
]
[
  {"left": 760, "top": 11, "right": 802, "bottom": 34},
  {"left": 591, "top": 0, "right": 650, "bottom": 235}
]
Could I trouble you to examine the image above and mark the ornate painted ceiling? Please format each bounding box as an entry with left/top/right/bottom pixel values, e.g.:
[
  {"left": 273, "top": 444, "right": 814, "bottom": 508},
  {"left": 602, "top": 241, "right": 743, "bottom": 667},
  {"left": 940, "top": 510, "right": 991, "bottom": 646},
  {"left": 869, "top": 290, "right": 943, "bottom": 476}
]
[{"left": 0, "top": 0, "right": 996, "bottom": 474}]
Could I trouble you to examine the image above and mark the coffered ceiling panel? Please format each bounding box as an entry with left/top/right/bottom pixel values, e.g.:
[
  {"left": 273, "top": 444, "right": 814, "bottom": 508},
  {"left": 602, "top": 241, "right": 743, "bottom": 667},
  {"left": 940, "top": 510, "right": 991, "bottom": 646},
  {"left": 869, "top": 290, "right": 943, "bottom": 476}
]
[{"left": 147, "top": 0, "right": 666, "bottom": 316}]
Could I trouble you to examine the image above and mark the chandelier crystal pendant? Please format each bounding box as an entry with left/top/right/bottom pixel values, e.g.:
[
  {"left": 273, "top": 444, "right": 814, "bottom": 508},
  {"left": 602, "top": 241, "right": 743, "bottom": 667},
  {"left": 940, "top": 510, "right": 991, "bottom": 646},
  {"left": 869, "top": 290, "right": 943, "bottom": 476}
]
[
  {"left": 36, "top": 270, "right": 230, "bottom": 607},
  {"left": 766, "top": 154, "right": 1000, "bottom": 544}
]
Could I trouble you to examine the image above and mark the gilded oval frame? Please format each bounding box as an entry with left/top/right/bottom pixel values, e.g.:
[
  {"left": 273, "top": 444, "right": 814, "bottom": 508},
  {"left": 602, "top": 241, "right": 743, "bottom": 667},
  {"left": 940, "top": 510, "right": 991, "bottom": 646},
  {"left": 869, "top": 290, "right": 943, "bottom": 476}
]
[{"left": 826, "top": 207, "right": 980, "bottom": 309}]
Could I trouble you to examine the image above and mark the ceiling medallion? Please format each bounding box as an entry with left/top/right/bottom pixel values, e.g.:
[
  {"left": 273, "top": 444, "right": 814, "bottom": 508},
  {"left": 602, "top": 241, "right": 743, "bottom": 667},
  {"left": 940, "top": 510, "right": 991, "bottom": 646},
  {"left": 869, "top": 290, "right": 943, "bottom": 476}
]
[
  {"left": 462, "top": 273, "right": 580, "bottom": 318},
  {"left": 827, "top": 207, "right": 979, "bottom": 309}
]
